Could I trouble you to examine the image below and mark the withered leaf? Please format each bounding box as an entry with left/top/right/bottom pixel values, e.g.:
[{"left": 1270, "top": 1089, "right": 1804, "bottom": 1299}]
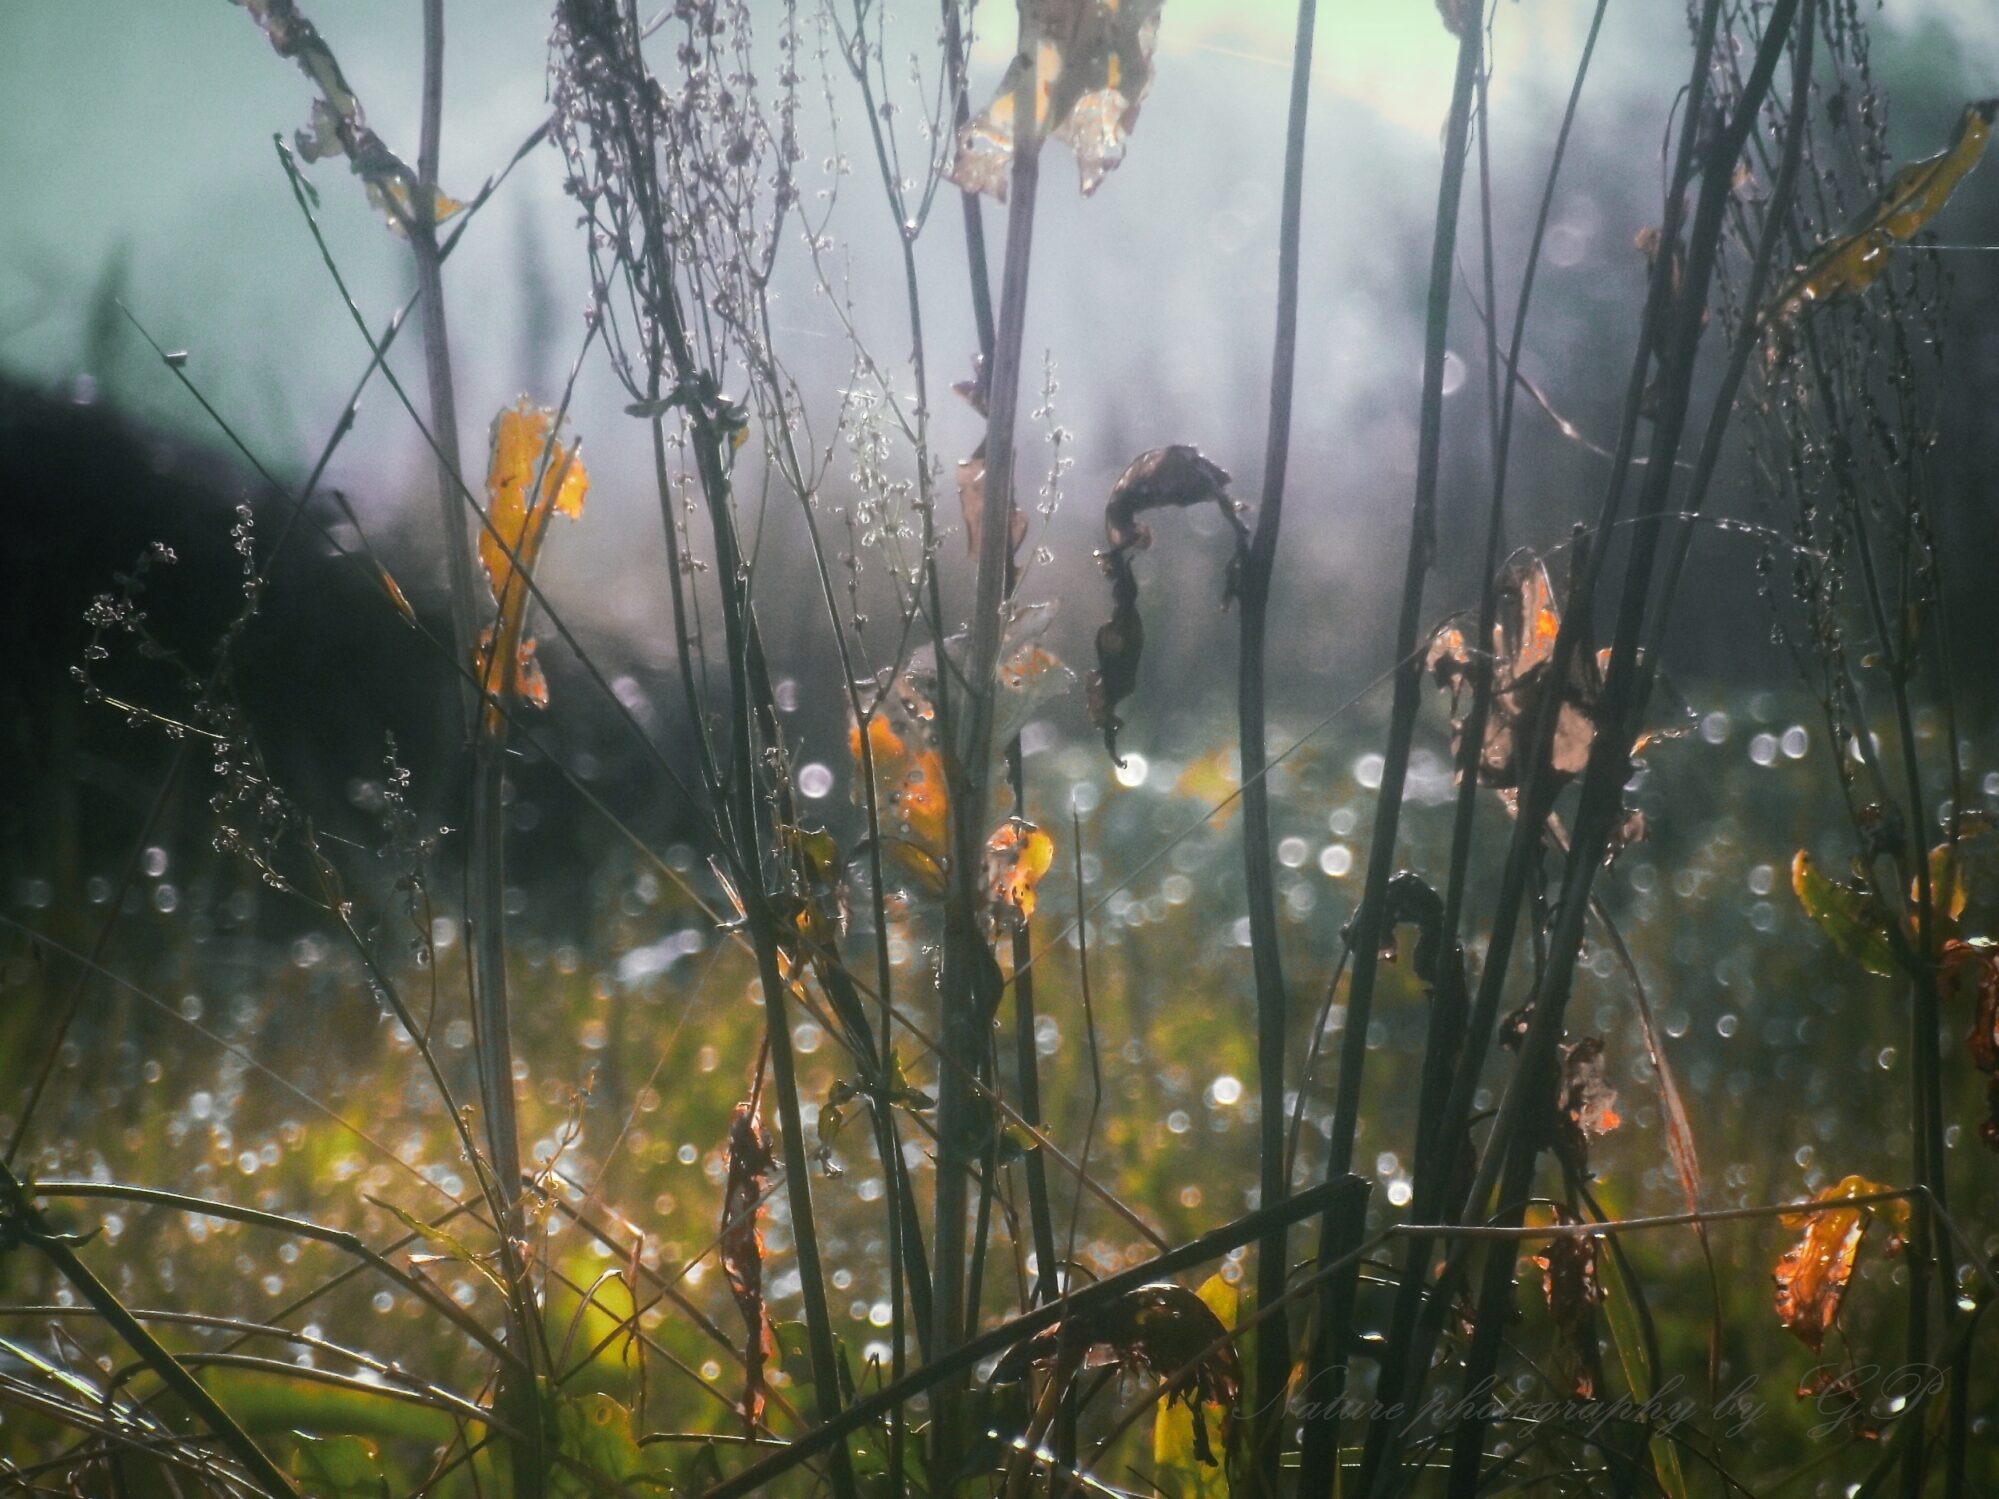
[
  {"left": 1377, "top": 872, "right": 1447, "bottom": 986},
  {"left": 1633, "top": 226, "right": 1708, "bottom": 344},
  {"left": 720, "top": 1102, "right": 777, "bottom": 1431},
  {"left": 958, "top": 441, "right": 1026, "bottom": 560},
  {"left": 1773, "top": 1174, "right": 1905, "bottom": 1355},
  {"left": 949, "top": 0, "right": 1165, "bottom": 200},
  {"left": 1151, "top": 1273, "right": 1237, "bottom": 1491},
  {"left": 1920, "top": 813, "right": 1993, "bottom": 928},
  {"left": 992, "top": 1282, "right": 1240, "bottom": 1466},
  {"left": 1532, "top": 1208, "right": 1606, "bottom": 1400},
  {"left": 1087, "top": 446, "right": 1245, "bottom": 762},
  {"left": 1938, "top": 938, "right": 1999, "bottom": 1150},
  {"left": 985, "top": 816, "right": 1055, "bottom": 933},
  {"left": 851, "top": 610, "right": 1073, "bottom": 903},
  {"left": 1428, "top": 554, "right": 1602, "bottom": 791},
  {"left": 238, "top": 0, "right": 463, "bottom": 237},
  {"left": 848, "top": 674, "right": 950, "bottom": 897},
  {"left": 376, "top": 562, "right": 417, "bottom": 628},
  {"left": 473, "top": 400, "right": 588, "bottom": 733},
  {"left": 1768, "top": 100, "right": 1997, "bottom": 330},
  {"left": 1551, "top": 1035, "right": 1622, "bottom": 1174}
]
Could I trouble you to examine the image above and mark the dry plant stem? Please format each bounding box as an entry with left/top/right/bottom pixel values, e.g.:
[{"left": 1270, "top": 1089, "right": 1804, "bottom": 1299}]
[
  {"left": 412, "top": 9, "right": 481, "bottom": 717},
  {"left": 1846, "top": 440, "right": 1951, "bottom": 1499},
  {"left": 935, "top": 0, "right": 1054, "bottom": 1374},
  {"left": 556, "top": 9, "right": 858, "bottom": 1481},
  {"left": 1234, "top": 0, "right": 1317, "bottom": 1488},
  {"left": 554, "top": 9, "right": 854, "bottom": 1490},
  {"left": 1007, "top": 755, "right": 1061, "bottom": 1322},
  {"left": 835, "top": 94, "right": 950, "bottom": 1499},
  {"left": 1796, "top": 270, "right": 1957, "bottom": 1490},
  {"left": 1325, "top": 0, "right": 1478, "bottom": 1194},
  {"left": 1390, "top": 0, "right": 1730, "bottom": 1426},
  {"left": 1442, "top": 7, "right": 1799, "bottom": 1493},
  {"left": 1354, "top": 4, "right": 1604, "bottom": 1488},
  {"left": 935, "top": 45, "right": 1041, "bottom": 1470},
  {"left": 1304, "top": 21, "right": 1480, "bottom": 1494},
  {"left": 0, "top": 1161, "right": 302, "bottom": 1499},
  {"left": 940, "top": 0, "right": 998, "bottom": 359},
  {"left": 411, "top": 15, "right": 538, "bottom": 1485},
  {"left": 705, "top": 459, "right": 860, "bottom": 1499},
  {"left": 826, "top": 26, "right": 944, "bottom": 1445},
  {"left": 750, "top": 212, "right": 932, "bottom": 1405}
]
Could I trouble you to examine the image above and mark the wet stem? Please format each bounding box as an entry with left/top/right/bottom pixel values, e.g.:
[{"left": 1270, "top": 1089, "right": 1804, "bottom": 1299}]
[
  {"left": 931, "top": 26, "right": 1043, "bottom": 1477},
  {"left": 410, "top": 4, "right": 548, "bottom": 1491},
  {"left": 1234, "top": 0, "right": 1319, "bottom": 1489}
]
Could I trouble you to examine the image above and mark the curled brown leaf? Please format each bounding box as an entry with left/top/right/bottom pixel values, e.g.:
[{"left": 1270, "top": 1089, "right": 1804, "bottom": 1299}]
[{"left": 1086, "top": 446, "right": 1245, "bottom": 762}]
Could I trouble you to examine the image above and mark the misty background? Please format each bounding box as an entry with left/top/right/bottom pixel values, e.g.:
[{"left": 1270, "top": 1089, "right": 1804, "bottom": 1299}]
[{"left": 4, "top": 0, "right": 1998, "bottom": 774}]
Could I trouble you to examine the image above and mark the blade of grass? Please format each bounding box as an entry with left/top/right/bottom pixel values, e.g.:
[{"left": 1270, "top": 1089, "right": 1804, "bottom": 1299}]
[{"left": 0, "top": 1160, "right": 302, "bottom": 1499}]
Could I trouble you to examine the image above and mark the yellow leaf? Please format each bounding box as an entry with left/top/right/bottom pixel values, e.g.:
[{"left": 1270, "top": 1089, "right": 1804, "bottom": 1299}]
[
  {"left": 1773, "top": 1175, "right": 1906, "bottom": 1354},
  {"left": 985, "top": 816, "right": 1055, "bottom": 930},
  {"left": 473, "top": 399, "right": 588, "bottom": 731},
  {"left": 1151, "top": 1273, "right": 1238, "bottom": 1494},
  {"left": 1770, "top": 101, "right": 1996, "bottom": 325},
  {"left": 370, "top": 178, "right": 468, "bottom": 239},
  {"left": 1920, "top": 813, "right": 1991, "bottom": 923}
]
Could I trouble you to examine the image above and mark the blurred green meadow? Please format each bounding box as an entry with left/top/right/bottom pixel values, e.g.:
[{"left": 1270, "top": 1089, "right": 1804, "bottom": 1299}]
[{"left": 7, "top": 679, "right": 1995, "bottom": 1490}]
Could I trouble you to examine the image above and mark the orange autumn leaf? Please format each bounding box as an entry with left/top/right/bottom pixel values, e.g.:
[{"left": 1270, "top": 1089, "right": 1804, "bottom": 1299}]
[
  {"left": 1772, "top": 1174, "right": 1905, "bottom": 1353},
  {"left": 985, "top": 817, "right": 1055, "bottom": 931},
  {"left": 473, "top": 399, "right": 588, "bottom": 731},
  {"left": 848, "top": 693, "right": 949, "bottom": 891}
]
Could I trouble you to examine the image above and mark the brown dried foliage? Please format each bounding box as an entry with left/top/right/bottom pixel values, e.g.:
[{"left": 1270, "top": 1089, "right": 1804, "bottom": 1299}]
[
  {"left": 720, "top": 1101, "right": 777, "bottom": 1431},
  {"left": 1086, "top": 446, "right": 1245, "bottom": 762}
]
